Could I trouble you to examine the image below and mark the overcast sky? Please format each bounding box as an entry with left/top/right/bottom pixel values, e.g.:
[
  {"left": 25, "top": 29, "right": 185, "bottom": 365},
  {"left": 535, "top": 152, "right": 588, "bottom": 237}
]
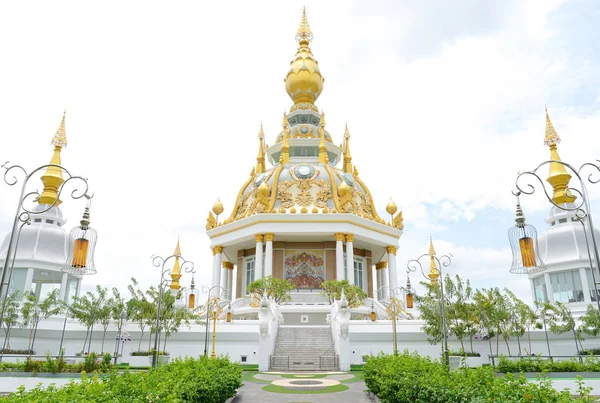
[{"left": 1, "top": 0, "right": 599, "bottom": 306}]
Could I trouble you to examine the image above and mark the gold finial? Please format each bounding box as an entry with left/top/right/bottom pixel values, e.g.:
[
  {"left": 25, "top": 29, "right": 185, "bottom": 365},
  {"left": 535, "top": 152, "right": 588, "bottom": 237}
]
[
  {"left": 544, "top": 108, "right": 576, "bottom": 204},
  {"left": 256, "top": 123, "right": 266, "bottom": 174},
  {"left": 285, "top": 7, "right": 324, "bottom": 105},
  {"left": 428, "top": 237, "right": 439, "bottom": 284},
  {"left": 170, "top": 238, "right": 182, "bottom": 290},
  {"left": 318, "top": 110, "right": 327, "bottom": 164},
  {"left": 295, "top": 6, "right": 313, "bottom": 43},
  {"left": 39, "top": 111, "right": 68, "bottom": 206},
  {"left": 343, "top": 123, "right": 353, "bottom": 173},
  {"left": 544, "top": 106, "right": 560, "bottom": 146},
  {"left": 386, "top": 197, "right": 398, "bottom": 216},
  {"left": 174, "top": 238, "right": 182, "bottom": 256},
  {"left": 212, "top": 199, "right": 224, "bottom": 216},
  {"left": 281, "top": 112, "right": 290, "bottom": 164}
]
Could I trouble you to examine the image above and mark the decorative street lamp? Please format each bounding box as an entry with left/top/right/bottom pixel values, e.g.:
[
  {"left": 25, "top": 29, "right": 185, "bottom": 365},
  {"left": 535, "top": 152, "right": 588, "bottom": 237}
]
[
  {"left": 150, "top": 245, "right": 194, "bottom": 369},
  {"left": 62, "top": 198, "right": 98, "bottom": 276},
  {"left": 200, "top": 285, "right": 227, "bottom": 357},
  {"left": 375, "top": 285, "right": 414, "bottom": 355},
  {"left": 407, "top": 240, "right": 453, "bottom": 367},
  {"left": 512, "top": 108, "right": 600, "bottom": 313}
]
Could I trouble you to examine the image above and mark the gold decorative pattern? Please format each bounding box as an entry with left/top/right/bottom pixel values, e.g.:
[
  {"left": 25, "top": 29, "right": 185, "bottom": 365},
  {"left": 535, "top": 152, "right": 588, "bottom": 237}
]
[
  {"left": 265, "top": 233, "right": 275, "bottom": 242},
  {"left": 212, "top": 246, "right": 223, "bottom": 255},
  {"left": 387, "top": 297, "right": 413, "bottom": 320},
  {"left": 334, "top": 233, "right": 345, "bottom": 242},
  {"left": 392, "top": 212, "right": 404, "bottom": 230},
  {"left": 223, "top": 261, "right": 234, "bottom": 270},
  {"left": 345, "top": 234, "right": 354, "bottom": 242},
  {"left": 277, "top": 180, "right": 294, "bottom": 208},
  {"left": 255, "top": 234, "right": 264, "bottom": 243},
  {"left": 386, "top": 246, "right": 397, "bottom": 255},
  {"left": 375, "top": 261, "right": 387, "bottom": 270},
  {"left": 206, "top": 212, "right": 217, "bottom": 230}
]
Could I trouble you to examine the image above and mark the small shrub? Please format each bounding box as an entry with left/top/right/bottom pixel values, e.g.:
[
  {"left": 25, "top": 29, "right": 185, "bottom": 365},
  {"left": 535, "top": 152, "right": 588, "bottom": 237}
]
[{"left": 0, "top": 349, "right": 34, "bottom": 355}]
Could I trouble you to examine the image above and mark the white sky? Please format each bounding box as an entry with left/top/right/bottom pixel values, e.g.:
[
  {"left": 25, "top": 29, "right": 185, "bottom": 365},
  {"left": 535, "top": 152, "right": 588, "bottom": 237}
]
[{"left": 1, "top": 0, "right": 599, "bottom": 305}]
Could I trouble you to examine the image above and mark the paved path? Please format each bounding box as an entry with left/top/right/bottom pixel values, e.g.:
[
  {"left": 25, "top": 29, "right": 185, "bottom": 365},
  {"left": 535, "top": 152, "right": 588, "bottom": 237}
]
[{"left": 231, "top": 379, "right": 380, "bottom": 403}]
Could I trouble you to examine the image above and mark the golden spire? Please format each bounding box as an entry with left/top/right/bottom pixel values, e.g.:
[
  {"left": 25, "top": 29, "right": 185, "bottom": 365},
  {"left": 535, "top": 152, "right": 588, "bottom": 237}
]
[
  {"left": 428, "top": 237, "right": 439, "bottom": 284},
  {"left": 212, "top": 199, "right": 224, "bottom": 217},
  {"left": 296, "top": 6, "right": 313, "bottom": 43},
  {"left": 280, "top": 112, "right": 290, "bottom": 164},
  {"left": 318, "top": 111, "right": 327, "bottom": 164},
  {"left": 343, "top": 124, "right": 353, "bottom": 173},
  {"left": 284, "top": 7, "right": 324, "bottom": 105},
  {"left": 256, "top": 123, "right": 266, "bottom": 174},
  {"left": 544, "top": 107, "right": 576, "bottom": 204},
  {"left": 170, "top": 238, "right": 182, "bottom": 290},
  {"left": 386, "top": 197, "right": 398, "bottom": 216},
  {"left": 39, "top": 111, "right": 68, "bottom": 206}
]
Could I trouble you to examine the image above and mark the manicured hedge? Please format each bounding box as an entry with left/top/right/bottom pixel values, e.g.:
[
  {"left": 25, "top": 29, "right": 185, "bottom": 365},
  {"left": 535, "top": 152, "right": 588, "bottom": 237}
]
[
  {"left": 498, "top": 356, "right": 600, "bottom": 373},
  {"left": 0, "top": 352, "right": 113, "bottom": 373},
  {"left": 6, "top": 356, "right": 242, "bottom": 403},
  {"left": 363, "top": 351, "right": 594, "bottom": 403}
]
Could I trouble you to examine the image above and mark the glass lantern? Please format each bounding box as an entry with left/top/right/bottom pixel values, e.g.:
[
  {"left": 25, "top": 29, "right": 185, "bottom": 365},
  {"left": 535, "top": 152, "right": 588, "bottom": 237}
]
[
  {"left": 63, "top": 205, "right": 97, "bottom": 275},
  {"left": 508, "top": 197, "right": 546, "bottom": 274},
  {"left": 405, "top": 275, "right": 415, "bottom": 309}
]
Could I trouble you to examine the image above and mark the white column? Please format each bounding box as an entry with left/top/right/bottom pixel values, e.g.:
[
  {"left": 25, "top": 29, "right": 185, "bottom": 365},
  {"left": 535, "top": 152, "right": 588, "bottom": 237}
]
[
  {"left": 75, "top": 279, "right": 82, "bottom": 297},
  {"left": 227, "top": 266, "right": 234, "bottom": 300},
  {"left": 255, "top": 234, "right": 264, "bottom": 280},
  {"left": 381, "top": 262, "right": 390, "bottom": 299},
  {"left": 335, "top": 233, "right": 345, "bottom": 280},
  {"left": 580, "top": 268, "right": 591, "bottom": 303},
  {"left": 387, "top": 246, "right": 398, "bottom": 292},
  {"left": 544, "top": 272, "right": 554, "bottom": 303},
  {"left": 376, "top": 264, "right": 383, "bottom": 300},
  {"left": 24, "top": 268, "right": 34, "bottom": 294},
  {"left": 212, "top": 246, "right": 223, "bottom": 297},
  {"left": 264, "top": 233, "right": 274, "bottom": 277},
  {"left": 345, "top": 234, "right": 354, "bottom": 285},
  {"left": 59, "top": 272, "right": 68, "bottom": 302},
  {"left": 220, "top": 261, "right": 230, "bottom": 298}
]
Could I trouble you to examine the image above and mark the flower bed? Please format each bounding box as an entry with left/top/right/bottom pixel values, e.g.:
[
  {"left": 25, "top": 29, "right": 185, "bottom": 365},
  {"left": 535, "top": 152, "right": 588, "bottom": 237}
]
[
  {"left": 7, "top": 356, "right": 242, "bottom": 403},
  {"left": 363, "top": 351, "right": 594, "bottom": 403}
]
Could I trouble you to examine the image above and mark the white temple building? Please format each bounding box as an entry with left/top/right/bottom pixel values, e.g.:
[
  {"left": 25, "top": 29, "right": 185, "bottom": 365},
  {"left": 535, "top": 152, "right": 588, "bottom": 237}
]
[{"left": 527, "top": 110, "right": 600, "bottom": 317}]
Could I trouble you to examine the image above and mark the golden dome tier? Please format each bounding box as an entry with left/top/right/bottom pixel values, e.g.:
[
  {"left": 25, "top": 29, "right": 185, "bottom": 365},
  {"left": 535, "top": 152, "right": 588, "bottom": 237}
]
[
  {"left": 284, "top": 7, "right": 324, "bottom": 106},
  {"left": 221, "top": 163, "right": 391, "bottom": 225}
]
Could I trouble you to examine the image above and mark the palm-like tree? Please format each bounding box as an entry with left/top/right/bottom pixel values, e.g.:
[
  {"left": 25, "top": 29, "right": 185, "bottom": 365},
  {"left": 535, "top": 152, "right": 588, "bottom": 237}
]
[{"left": 1, "top": 290, "right": 22, "bottom": 352}]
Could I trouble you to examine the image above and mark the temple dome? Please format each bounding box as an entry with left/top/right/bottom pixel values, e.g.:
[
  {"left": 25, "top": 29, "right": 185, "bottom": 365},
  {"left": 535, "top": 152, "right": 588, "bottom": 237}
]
[{"left": 223, "top": 163, "right": 386, "bottom": 224}]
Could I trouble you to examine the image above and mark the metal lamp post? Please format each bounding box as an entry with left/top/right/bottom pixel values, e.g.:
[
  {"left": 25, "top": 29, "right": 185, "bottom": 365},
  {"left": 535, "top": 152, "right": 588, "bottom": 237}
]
[
  {"left": 150, "top": 253, "right": 194, "bottom": 369},
  {"left": 200, "top": 285, "right": 227, "bottom": 357},
  {"left": 375, "top": 285, "right": 415, "bottom": 355},
  {"left": 407, "top": 249, "right": 453, "bottom": 367}
]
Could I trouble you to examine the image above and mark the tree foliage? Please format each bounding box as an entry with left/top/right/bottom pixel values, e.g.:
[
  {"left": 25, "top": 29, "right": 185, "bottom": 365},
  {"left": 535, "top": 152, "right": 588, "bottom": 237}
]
[
  {"left": 320, "top": 280, "right": 367, "bottom": 308},
  {"left": 246, "top": 276, "right": 295, "bottom": 304}
]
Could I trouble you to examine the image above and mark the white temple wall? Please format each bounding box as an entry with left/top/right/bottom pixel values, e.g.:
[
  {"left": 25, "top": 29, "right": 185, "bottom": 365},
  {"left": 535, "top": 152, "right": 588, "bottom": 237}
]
[{"left": 1, "top": 316, "right": 596, "bottom": 367}]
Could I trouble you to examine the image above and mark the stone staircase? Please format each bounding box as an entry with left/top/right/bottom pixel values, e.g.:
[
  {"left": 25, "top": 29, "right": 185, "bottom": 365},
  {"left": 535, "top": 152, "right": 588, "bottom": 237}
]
[{"left": 270, "top": 326, "right": 338, "bottom": 371}]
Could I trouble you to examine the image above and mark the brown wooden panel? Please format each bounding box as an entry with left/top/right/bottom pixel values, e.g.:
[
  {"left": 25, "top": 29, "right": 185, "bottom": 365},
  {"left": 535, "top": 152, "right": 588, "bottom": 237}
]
[
  {"left": 284, "top": 242, "right": 325, "bottom": 249},
  {"left": 366, "top": 257, "right": 373, "bottom": 298},
  {"left": 323, "top": 241, "right": 336, "bottom": 249},
  {"left": 326, "top": 249, "right": 336, "bottom": 281},
  {"left": 273, "top": 249, "right": 284, "bottom": 279}
]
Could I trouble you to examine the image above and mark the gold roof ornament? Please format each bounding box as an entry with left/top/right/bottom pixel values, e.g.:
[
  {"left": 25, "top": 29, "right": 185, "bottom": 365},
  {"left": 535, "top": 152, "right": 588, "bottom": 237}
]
[
  {"left": 281, "top": 112, "right": 290, "bottom": 164},
  {"left": 343, "top": 124, "right": 353, "bottom": 173},
  {"left": 170, "top": 239, "right": 183, "bottom": 290},
  {"left": 256, "top": 124, "right": 266, "bottom": 174},
  {"left": 544, "top": 107, "right": 576, "bottom": 204},
  {"left": 206, "top": 211, "right": 217, "bottom": 230},
  {"left": 39, "top": 110, "right": 68, "bottom": 206},
  {"left": 212, "top": 199, "right": 224, "bottom": 216},
  {"left": 386, "top": 197, "right": 398, "bottom": 216},
  {"left": 428, "top": 237, "right": 439, "bottom": 284},
  {"left": 284, "top": 7, "right": 324, "bottom": 105},
  {"left": 392, "top": 211, "right": 404, "bottom": 230},
  {"left": 318, "top": 111, "right": 327, "bottom": 164}
]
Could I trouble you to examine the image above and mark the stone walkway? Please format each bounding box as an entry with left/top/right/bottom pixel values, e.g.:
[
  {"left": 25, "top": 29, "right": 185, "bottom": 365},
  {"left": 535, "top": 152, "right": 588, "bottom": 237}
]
[{"left": 231, "top": 378, "right": 380, "bottom": 403}]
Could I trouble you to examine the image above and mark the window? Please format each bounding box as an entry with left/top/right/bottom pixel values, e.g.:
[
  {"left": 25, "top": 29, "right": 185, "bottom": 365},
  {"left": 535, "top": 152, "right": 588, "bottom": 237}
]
[
  {"left": 46, "top": 220, "right": 54, "bottom": 224},
  {"left": 533, "top": 276, "right": 548, "bottom": 303},
  {"left": 241, "top": 355, "right": 247, "bottom": 363},
  {"left": 558, "top": 218, "right": 567, "bottom": 224},
  {"left": 354, "top": 257, "right": 364, "bottom": 290},
  {"left": 245, "top": 257, "right": 256, "bottom": 290},
  {"left": 34, "top": 219, "right": 42, "bottom": 223},
  {"left": 550, "top": 270, "right": 584, "bottom": 303},
  {"left": 586, "top": 269, "right": 599, "bottom": 302}
]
